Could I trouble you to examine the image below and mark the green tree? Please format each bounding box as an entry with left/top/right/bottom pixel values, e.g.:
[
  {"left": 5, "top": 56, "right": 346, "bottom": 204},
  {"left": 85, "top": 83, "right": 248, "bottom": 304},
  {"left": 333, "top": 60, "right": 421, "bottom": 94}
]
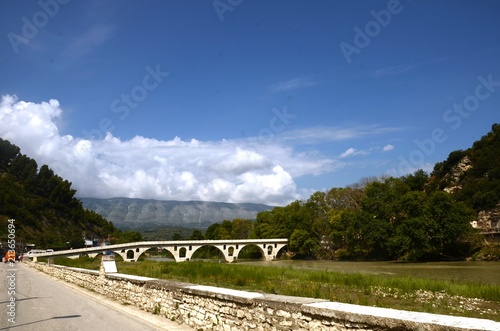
[
  {"left": 204, "top": 223, "right": 220, "bottom": 240},
  {"left": 0, "top": 139, "right": 122, "bottom": 248},
  {"left": 0, "top": 138, "right": 20, "bottom": 171},
  {"left": 325, "top": 185, "right": 365, "bottom": 211},
  {"left": 230, "top": 218, "right": 253, "bottom": 239},
  {"left": 403, "top": 169, "right": 429, "bottom": 191},
  {"left": 190, "top": 229, "right": 205, "bottom": 240},
  {"left": 428, "top": 191, "right": 475, "bottom": 257},
  {"left": 289, "top": 229, "right": 319, "bottom": 257},
  {"left": 387, "top": 191, "right": 432, "bottom": 260},
  {"left": 114, "top": 230, "right": 143, "bottom": 244},
  {"left": 172, "top": 233, "right": 184, "bottom": 241},
  {"left": 217, "top": 220, "right": 233, "bottom": 239}
]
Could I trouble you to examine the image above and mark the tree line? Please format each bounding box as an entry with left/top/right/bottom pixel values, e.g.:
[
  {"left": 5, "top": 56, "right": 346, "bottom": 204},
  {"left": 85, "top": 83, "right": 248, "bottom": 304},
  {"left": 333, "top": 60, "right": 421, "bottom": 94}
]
[
  {"left": 187, "top": 171, "right": 478, "bottom": 261},
  {"left": 187, "top": 124, "right": 500, "bottom": 261}
]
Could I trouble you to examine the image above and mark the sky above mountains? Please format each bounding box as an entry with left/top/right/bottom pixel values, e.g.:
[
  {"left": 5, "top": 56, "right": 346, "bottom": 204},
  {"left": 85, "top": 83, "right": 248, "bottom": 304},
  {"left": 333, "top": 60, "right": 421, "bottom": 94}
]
[{"left": 1, "top": 0, "right": 499, "bottom": 205}]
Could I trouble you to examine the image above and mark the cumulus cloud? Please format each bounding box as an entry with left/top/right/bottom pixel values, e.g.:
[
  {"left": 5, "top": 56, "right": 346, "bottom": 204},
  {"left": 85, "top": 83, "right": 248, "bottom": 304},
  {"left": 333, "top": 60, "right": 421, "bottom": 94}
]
[
  {"left": 0, "top": 95, "right": 328, "bottom": 205},
  {"left": 382, "top": 144, "right": 395, "bottom": 152},
  {"left": 0, "top": 95, "right": 402, "bottom": 205}
]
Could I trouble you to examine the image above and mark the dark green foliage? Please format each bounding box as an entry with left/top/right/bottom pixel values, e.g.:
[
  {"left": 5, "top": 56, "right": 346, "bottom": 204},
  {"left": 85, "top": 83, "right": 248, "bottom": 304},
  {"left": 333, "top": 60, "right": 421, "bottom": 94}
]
[
  {"left": 190, "top": 229, "right": 205, "bottom": 240},
  {"left": 402, "top": 169, "right": 429, "bottom": 191},
  {"left": 172, "top": 233, "right": 184, "bottom": 240},
  {"left": 241, "top": 135, "right": 495, "bottom": 261},
  {"left": 0, "top": 138, "right": 131, "bottom": 249},
  {"left": 431, "top": 123, "right": 500, "bottom": 211},
  {"left": 289, "top": 229, "right": 319, "bottom": 257},
  {"left": 114, "top": 230, "right": 144, "bottom": 244},
  {"left": 230, "top": 218, "right": 253, "bottom": 239}
]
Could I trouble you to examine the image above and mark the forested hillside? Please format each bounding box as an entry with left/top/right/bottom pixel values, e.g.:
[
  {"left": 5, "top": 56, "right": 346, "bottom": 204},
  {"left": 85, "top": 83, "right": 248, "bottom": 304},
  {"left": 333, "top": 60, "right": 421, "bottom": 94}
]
[
  {"left": 196, "top": 124, "right": 500, "bottom": 261},
  {"left": 204, "top": 174, "right": 477, "bottom": 261},
  {"left": 0, "top": 138, "right": 133, "bottom": 249},
  {"left": 429, "top": 123, "right": 500, "bottom": 212}
]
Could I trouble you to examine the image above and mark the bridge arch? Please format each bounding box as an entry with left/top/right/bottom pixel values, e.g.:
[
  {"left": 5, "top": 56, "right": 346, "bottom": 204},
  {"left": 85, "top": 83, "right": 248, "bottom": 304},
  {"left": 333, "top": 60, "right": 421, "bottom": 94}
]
[
  {"left": 113, "top": 247, "right": 151, "bottom": 262},
  {"left": 187, "top": 241, "right": 287, "bottom": 263}
]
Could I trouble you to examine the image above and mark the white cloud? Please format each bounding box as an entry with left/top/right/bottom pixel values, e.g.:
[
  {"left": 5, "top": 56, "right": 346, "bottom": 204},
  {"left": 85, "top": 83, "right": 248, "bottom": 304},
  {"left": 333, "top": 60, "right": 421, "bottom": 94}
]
[
  {"left": 0, "top": 95, "right": 316, "bottom": 205},
  {"left": 382, "top": 144, "right": 395, "bottom": 152},
  {"left": 340, "top": 148, "right": 357, "bottom": 158},
  {"left": 371, "top": 58, "right": 449, "bottom": 78},
  {"left": 276, "top": 125, "right": 402, "bottom": 145},
  {"left": 339, "top": 147, "right": 370, "bottom": 158},
  {"left": 0, "top": 95, "right": 402, "bottom": 206},
  {"left": 269, "top": 77, "right": 317, "bottom": 93}
]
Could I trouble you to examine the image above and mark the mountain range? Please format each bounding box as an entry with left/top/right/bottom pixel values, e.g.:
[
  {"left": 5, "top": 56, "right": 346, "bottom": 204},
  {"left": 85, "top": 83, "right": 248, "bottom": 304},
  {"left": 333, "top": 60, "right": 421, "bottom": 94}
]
[{"left": 79, "top": 197, "right": 274, "bottom": 230}]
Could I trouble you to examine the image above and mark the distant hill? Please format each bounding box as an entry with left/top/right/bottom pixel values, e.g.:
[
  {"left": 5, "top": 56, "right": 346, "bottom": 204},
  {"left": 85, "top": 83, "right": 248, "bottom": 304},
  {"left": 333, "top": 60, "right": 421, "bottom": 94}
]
[{"left": 79, "top": 197, "right": 274, "bottom": 230}]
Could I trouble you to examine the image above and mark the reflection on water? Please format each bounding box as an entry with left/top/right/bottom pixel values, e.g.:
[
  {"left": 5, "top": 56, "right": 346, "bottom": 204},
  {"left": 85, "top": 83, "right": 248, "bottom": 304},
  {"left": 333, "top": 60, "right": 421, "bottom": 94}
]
[{"left": 238, "top": 260, "right": 500, "bottom": 285}]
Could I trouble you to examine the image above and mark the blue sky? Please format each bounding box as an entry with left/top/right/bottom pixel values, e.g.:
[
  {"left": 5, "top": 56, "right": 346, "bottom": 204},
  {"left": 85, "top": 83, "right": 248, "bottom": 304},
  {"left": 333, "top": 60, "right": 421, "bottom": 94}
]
[{"left": 1, "top": 0, "right": 499, "bottom": 205}]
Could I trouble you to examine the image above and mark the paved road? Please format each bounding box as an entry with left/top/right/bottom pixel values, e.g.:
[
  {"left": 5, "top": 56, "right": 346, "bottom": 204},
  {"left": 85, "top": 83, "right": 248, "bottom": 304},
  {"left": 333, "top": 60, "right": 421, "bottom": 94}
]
[{"left": 0, "top": 262, "right": 194, "bottom": 331}]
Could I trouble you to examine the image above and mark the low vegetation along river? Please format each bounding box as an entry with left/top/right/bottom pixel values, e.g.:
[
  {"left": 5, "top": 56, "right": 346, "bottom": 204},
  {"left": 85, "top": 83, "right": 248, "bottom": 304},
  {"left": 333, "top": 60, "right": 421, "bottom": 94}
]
[
  {"left": 238, "top": 260, "right": 500, "bottom": 285},
  {"left": 149, "top": 258, "right": 500, "bottom": 285}
]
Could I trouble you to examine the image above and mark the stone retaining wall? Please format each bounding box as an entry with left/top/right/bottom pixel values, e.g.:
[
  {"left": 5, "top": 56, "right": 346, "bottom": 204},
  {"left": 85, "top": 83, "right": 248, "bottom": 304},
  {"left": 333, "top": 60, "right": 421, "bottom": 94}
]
[{"left": 27, "top": 262, "right": 500, "bottom": 331}]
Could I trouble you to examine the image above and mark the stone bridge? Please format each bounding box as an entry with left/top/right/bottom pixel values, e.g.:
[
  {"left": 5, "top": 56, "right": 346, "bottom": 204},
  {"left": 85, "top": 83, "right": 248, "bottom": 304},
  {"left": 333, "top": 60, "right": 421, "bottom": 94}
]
[{"left": 30, "top": 239, "right": 288, "bottom": 263}]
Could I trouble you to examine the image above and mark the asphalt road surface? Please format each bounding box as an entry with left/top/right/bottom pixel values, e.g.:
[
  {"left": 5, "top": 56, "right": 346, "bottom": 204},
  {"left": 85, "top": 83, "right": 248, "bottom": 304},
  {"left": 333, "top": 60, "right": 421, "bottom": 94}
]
[{"left": 0, "top": 262, "right": 194, "bottom": 331}]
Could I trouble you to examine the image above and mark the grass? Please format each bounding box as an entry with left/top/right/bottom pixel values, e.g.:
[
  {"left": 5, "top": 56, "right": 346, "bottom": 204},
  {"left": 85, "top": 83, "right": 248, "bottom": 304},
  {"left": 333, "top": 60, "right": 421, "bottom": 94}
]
[{"left": 50, "top": 257, "right": 500, "bottom": 321}]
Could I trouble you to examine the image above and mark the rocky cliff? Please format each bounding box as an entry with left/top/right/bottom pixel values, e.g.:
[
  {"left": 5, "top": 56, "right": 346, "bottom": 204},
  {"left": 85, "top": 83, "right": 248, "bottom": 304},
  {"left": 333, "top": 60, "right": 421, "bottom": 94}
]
[{"left": 430, "top": 124, "right": 500, "bottom": 230}]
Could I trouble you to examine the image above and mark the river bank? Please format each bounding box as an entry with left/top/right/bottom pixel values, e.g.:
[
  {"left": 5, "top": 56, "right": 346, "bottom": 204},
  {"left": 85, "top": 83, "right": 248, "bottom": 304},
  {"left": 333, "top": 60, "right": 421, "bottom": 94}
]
[
  {"left": 236, "top": 260, "right": 500, "bottom": 285},
  {"left": 51, "top": 257, "right": 500, "bottom": 321}
]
